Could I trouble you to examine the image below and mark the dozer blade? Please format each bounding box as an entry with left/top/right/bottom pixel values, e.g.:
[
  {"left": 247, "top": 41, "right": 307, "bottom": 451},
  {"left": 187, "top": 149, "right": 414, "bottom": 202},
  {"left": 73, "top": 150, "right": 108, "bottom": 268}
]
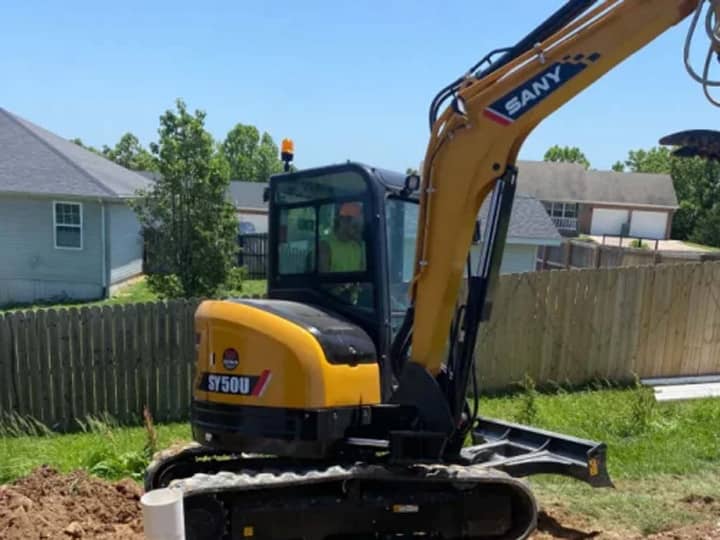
[
  {"left": 167, "top": 460, "right": 539, "bottom": 540},
  {"left": 464, "top": 417, "right": 613, "bottom": 488}
]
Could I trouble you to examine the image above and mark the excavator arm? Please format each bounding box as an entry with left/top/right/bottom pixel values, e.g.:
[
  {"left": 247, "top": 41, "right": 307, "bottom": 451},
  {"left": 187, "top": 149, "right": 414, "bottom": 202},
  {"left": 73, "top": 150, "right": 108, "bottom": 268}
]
[{"left": 410, "top": 0, "right": 701, "bottom": 376}]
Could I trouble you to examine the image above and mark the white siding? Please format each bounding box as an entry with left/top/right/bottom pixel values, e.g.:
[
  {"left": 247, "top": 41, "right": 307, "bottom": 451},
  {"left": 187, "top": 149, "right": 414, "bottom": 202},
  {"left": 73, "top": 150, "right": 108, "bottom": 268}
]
[
  {"left": 470, "top": 243, "right": 539, "bottom": 275},
  {"left": 590, "top": 208, "right": 629, "bottom": 235},
  {"left": 629, "top": 211, "right": 667, "bottom": 240},
  {"left": 237, "top": 211, "right": 268, "bottom": 234},
  {"left": 500, "top": 244, "right": 538, "bottom": 274},
  {"left": 108, "top": 202, "right": 143, "bottom": 284},
  {"left": 0, "top": 195, "right": 103, "bottom": 305}
]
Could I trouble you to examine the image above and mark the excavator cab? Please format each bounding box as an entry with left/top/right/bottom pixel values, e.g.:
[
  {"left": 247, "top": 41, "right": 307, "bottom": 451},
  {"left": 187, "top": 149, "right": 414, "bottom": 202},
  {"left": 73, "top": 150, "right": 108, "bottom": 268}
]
[
  {"left": 190, "top": 163, "right": 419, "bottom": 458},
  {"left": 267, "top": 162, "right": 418, "bottom": 397}
]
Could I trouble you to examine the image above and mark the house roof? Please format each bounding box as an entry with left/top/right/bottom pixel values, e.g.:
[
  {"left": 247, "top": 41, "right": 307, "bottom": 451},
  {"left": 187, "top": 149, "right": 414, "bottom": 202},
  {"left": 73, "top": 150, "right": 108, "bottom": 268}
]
[
  {"left": 479, "top": 193, "right": 561, "bottom": 245},
  {"left": 0, "top": 108, "right": 151, "bottom": 199},
  {"left": 515, "top": 160, "right": 678, "bottom": 209},
  {"left": 228, "top": 180, "right": 268, "bottom": 209}
]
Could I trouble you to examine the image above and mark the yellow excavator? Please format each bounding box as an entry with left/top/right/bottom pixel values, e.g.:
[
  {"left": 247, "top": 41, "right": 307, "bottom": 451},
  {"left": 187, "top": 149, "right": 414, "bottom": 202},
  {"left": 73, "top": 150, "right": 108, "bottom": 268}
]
[{"left": 146, "top": 1, "right": 720, "bottom": 538}]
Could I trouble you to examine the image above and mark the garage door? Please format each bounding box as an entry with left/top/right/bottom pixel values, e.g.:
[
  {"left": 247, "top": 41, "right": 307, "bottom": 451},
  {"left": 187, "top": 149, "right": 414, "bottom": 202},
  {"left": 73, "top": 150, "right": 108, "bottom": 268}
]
[
  {"left": 629, "top": 211, "right": 667, "bottom": 240},
  {"left": 591, "top": 209, "right": 629, "bottom": 236}
]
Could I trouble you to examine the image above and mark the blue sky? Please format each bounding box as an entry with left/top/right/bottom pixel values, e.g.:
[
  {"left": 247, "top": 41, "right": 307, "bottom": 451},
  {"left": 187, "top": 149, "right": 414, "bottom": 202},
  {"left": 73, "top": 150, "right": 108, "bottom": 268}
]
[{"left": 2, "top": 1, "right": 718, "bottom": 172}]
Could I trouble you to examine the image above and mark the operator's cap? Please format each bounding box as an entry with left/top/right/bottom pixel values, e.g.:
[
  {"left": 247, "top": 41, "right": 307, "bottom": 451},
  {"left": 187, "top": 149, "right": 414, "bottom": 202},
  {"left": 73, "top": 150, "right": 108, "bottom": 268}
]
[{"left": 339, "top": 202, "right": 362, "bottom": 218}]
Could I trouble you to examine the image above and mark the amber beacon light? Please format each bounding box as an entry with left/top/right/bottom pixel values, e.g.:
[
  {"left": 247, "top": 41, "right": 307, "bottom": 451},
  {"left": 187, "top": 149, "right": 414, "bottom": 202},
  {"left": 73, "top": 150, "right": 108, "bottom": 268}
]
[{"left": 281, "top": 138, "right": 294, "bottom": 172}]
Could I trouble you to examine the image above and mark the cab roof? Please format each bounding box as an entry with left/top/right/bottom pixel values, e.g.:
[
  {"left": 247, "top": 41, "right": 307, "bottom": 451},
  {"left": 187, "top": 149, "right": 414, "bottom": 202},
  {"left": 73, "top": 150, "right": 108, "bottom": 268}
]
[{"left": 271, "top": 161, "right": 411, "bottom": 196}]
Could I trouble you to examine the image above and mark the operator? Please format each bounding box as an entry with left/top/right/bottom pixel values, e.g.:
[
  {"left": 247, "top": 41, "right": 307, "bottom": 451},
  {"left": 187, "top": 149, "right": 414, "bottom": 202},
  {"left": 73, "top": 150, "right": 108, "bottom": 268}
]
[{"left": 319, "top": 202, "right": 366, "bottom": 273}]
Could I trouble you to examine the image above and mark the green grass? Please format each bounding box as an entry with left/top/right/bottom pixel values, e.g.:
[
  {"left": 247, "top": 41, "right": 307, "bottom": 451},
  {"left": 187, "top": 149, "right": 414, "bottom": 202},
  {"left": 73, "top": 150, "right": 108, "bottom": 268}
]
[
  {"left": 0, "top": 414, "right": 190, "bottom": 484},
  {"left": 681, "top": 241, "right": 720, "bottom": 252},
  {"left": 0, "top": 277, "right": 268, "bottom": 313},
  {"left": 1, "top": 386, "right": 718, "bottom": 535},
  {"left": 238, "top": 279, "right": 267, "bottom": 296},
  {"left": 576, "top": 234, "right": 596, "bottom": 243},
  {"left": 628, "top": 238, "right": 650, "bottom": 249},
  {"left": 480, "top": 384, "right": 720, "bottom": 479},
  {"left": 479, "top": 384, "right": 720, "bottom": 535}
]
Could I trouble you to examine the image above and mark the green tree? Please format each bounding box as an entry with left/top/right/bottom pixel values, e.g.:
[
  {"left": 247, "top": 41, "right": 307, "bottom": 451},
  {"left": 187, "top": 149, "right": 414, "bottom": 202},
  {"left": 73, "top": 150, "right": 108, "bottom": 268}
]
[
  {"left": 132, "top": 99, "right": 239, "bottom": 298},
  {"left": 255, "top": 132, "right": 284, "bottom": 182},
  {"left": 103, "top": 133, "right": 158, "bottom": 171},
  {"left": 611, "top": 161, "right": 625, "bottom": 172},
  {"left": 221, "top": 123, "right": 283, "bottom": 182},
  {"left": 623, "top": 147, "right": 672, "bottom": 174},
  {"left": 543, "top": 145, "right": 590, "bottom": 169}
]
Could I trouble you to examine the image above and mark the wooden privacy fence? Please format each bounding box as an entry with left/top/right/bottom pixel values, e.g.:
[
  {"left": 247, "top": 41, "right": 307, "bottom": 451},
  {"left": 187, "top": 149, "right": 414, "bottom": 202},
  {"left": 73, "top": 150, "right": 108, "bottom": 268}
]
[
  {"left": 475, "top": 261, "right": 720, "bottom": 390},
  {"left": 538, "top": 239, "right": 720, "bottom": 271},
  {"left": 2, "top": 262, "right": 720, "bottom": 430},
  {"left": 0, "top": 300, "right": 199, "bottom": 430}
]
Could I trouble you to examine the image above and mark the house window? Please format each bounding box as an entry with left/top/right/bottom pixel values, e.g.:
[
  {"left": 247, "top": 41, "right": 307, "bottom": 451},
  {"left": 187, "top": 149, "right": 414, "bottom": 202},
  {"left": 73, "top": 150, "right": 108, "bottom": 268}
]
[
  {"left": 54, "top": 202, "right": 83, "bottom": 249},
  {"left": 543, "top": 201, "right": 578, "bottom": 219}
]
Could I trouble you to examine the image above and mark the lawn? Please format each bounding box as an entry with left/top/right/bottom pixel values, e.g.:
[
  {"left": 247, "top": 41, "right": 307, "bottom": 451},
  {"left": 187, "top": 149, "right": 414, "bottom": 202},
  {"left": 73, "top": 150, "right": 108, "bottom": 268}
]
[
  {"left": 1, "top": 386, "right": 718, "bottom": 536},
  {"left": 681, "top": 241, "right": 720, "bottom": 252},
  {"left": 481, "top": 384, "right": 720, "bottom": 535},
  {"left": 0, "top": 276, "right": 268, "bottom": 313}
]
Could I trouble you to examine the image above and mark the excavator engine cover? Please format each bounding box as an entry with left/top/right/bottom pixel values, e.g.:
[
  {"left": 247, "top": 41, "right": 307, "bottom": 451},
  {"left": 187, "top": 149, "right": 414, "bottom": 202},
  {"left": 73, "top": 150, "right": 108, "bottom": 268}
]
[{"left": 192, "top": 298, "right": 381, "bottom": 458}]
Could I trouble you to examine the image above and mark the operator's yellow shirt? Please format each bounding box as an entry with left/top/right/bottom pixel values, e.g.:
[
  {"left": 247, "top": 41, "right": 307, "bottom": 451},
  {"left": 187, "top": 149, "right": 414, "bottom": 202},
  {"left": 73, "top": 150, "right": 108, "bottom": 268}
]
[{"left": 327, "top": 237, "right": 366, "bottom": 272}]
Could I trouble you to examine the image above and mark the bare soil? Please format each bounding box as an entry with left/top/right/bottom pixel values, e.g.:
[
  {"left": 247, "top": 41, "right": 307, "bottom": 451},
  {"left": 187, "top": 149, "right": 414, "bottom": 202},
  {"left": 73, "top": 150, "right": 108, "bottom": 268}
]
[
  {"left": 532, "top": 504, "right": 720, "bottom": 540},
  {"left": 0, "top": 466, "right": 143, "bottom": 539},
  {"left": 1, "top": 467, "right": 718, "bottom": 539}
]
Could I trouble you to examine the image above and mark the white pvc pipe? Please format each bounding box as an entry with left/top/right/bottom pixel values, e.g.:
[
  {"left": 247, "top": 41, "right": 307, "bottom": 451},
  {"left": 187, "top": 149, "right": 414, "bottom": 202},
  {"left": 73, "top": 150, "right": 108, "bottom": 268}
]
[{"left": 141, "top": 488, "right": 185, "bottom": 540}]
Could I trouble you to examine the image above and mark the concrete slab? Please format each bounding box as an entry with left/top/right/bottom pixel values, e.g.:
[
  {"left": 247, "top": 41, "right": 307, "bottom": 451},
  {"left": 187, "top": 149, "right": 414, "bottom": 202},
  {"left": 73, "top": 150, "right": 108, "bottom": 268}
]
[
  {"left": 642, "top": 374, "right": 720, "bottom": 386},
  {"left": 653, "top": 382, "right": 720, "bottom": 402}
]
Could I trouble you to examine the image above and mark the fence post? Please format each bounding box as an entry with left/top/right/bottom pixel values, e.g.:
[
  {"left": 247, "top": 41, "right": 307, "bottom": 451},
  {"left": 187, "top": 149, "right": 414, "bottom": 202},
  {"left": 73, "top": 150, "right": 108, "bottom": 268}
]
[{"left": 564, "top": 241, "right": 572, "bottom": 269}]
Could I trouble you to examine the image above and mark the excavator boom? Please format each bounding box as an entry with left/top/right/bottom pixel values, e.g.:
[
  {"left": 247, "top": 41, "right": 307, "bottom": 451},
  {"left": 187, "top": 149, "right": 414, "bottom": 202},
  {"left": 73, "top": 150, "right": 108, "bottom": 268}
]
[{"left": 410, "top": 0, "right": 700, "bottom": 375}]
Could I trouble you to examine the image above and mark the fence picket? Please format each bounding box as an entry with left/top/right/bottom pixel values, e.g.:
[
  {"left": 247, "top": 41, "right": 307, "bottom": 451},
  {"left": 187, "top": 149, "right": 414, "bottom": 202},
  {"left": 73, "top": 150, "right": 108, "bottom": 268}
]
[
  {"left": 23, "top": 311, "right": 40, "bottom": 422},
  {"left": 58, "top": 311, "right": 73, "bottom": 430},
  {"left": 157, "top": 302, "right": 169, "bottom": 421},
  {"left": 147, "top": 303, "right": 159, "bottom": 419},
  {"left": 89, "top": 307, "right": 105, "bottom": 416},
  {"left": 136, "top": 303, "right": 149, "bottom": 416},
  {"left": 167, "top": 300, "right": 181, "bottom": 421},
  {"left": 80, "top": 308, "right": 94, "bottom": 420},
  {"left": 0, "top": 315, "right": 14, "bottom": 413},
  {"left": 124, "top": 304, "right": 139, "bottom": 423},
  {"left": 696, "top": 263, "right": 717, "bottom": 375},
  {"left": 113, "top": 306, "right": 128, "bottom": 423},
  {"left": 45, "top": 310, "right": 61, "bottom": 426}
]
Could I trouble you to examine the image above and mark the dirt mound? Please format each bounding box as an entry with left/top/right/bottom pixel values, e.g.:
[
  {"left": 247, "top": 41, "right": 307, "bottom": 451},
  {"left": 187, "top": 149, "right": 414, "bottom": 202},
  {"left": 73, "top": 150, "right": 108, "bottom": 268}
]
[{"left": 0, "top": 466, "right": 143, "bottom": 539}]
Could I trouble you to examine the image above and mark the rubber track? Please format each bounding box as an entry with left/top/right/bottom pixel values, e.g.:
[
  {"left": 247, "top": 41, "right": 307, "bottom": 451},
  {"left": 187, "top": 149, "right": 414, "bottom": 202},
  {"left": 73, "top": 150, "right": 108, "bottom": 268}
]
[{"left": 146, "top": 444, "right": 539, "bottom": 539}]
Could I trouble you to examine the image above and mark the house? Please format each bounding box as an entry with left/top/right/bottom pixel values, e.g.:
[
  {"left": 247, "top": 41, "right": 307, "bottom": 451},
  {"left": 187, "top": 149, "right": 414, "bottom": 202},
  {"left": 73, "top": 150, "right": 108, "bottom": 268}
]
[
  {"left": 228, "top": 180, "right": 268, "bottom": 234},
  {"left": 515, "top": 161, "right": 678, "bottom": 240},
  {"left": 472, "top": 193, "right": 562, "bottom": 274},
  {"left": 0, "top": 108, "right": 151, "bottom": 306}
]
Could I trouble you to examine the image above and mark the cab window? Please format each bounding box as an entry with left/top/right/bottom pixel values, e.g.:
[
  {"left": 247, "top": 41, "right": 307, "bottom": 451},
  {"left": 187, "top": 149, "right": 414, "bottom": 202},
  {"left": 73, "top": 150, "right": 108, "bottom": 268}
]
[
  {"left": 385, "top": 197, "right": 419, "bottom": 336},
  {"left": 274, "top": 170, "right": 374, "bottom": 311},
  {"left": 319, "top": 201, "right": 367, "bottom": 273}
]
